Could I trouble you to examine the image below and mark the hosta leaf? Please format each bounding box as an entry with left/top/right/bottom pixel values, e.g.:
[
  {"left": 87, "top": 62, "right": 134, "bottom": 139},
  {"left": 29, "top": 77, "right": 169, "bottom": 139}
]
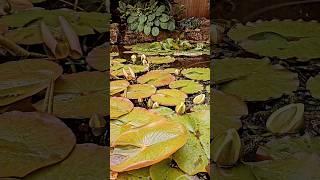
[
  {"left": 24, "top": 144, "right": 107, "bottom": 179},
  {"left": 110, "top": 97, "right": 133, "bottom": 119},
  {"left": 159, "top": 14, "right": 169, "bottom": 22},
  {"left": 110, "top": 120, "right": 188, "bottom": 172},
  {"left": 152, "top": 26, "right": 160, "bottom": 36},
  {"left": 228, "top": 20, "right": 320, "bottom": 60},
  {"left": 0, "top": 111, "right": 75, "bottom": 178},
  {"left": 148, "top": 56, "right": 175, "bottom": 64},
  {"left": 168, "top": 21, "right": 175, "bottom": 31},
  {"left": 118, "top": 107, "right": 166, "bottom": 128},
  {"left": 212, "top": 164, "right": 256, "bottom": 180},
  {"left": 110, "top": 80, "right": 130, "bottom": 95},
  {"left": 212, "top": 91, "right": 247, "bottom": 137},
  {"left": 169, "top": 80, "right": 203, "bottom": 94},
  {"left": 123, "top": 84, "right": 156, "bottom": 99},
  {"left": 181, "top": 68, "right": 210, "bottom": 81},
  {"left": 144, "top": 25, "right": 151, "bottom": 35},
  {"left": 248, "top": 153, "right": 320, "bottom": 180},
  {"left": 307, "top": 74, "right": 320, "bottom": 99},
  {"left": 0, "top": 59, "right": 62, "bottom": 106},
  {"left": 214, "top": 58, "right": 299, "bottom": 101},
  {"left": 137, "top": 70, "right": 175, "bottom": 87},
  {"left": 150, "top": 158, "right": 194, "bottom": 180},
  {"left": 151, "top": 89, "right": 187, "bottom": 106},
  {"left": 257, "top": 136, "right": 320, "bottom": 160},
  {"left": 86, "top": 44, "right": 107, "bottom": 71},
  {"left": 173, "top": 133, "right": 208, "bottom": 175}
]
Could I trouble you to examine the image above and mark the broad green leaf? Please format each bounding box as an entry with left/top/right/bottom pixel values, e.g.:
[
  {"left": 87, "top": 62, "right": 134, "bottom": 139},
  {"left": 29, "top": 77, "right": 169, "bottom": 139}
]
[
  {"left": 110, "top": 120, "right": 188, "bottom": 172},
  {"left": 110, "top": 80, "right": 129, "bottom": 95},
  {"left": 169, "top": 80, "right": 203, "bottom": 94},
  {"left": 168, "top": 21, "right": 175, "bottom": 31},
  {"left": 152, "top": 26, "right": 160, "bottom": 36},
  {"left": 151, "top": 89, "right": 187, "bottom": 106},
  {"left": 117, "top": 167, "right": 150, "bottom": 180},
  {"left": 24, "top": 144, "right": 107, "bottom": 179},
  {"left": 159, "top": 14, "right": 169, "bottom": 22},
  {"left": 181, "top": 68, "right": 210, "bottom": 81},
  {"left": 110, "top": 97, "right": 133, "bottom": 119},
  {"left": 144, "top": 25, "right": 151, "bottom": 35},
  {"left": 0, "top": 111, "right": 75, "bottom": 178},
  {"left": 123, "top": 84, "right": 156, "bottom": 99},
  {"left": 137, "top": 70, "right": 175, "bottom": 87},
  {"left": 0, "top": 59, "right": 62, "bottom": 106},
  {"left": 212, "top": 164, "right": 256, "bottom": 180}
]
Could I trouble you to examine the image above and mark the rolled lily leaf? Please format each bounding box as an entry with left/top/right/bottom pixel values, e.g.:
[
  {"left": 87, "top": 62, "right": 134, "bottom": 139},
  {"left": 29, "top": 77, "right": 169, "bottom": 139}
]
[
  {"left": 211, "top": 128, "right": 241, "bottom": 167},
  {"left": 266, "top": 103, "right": 304, "bottom": 134}
]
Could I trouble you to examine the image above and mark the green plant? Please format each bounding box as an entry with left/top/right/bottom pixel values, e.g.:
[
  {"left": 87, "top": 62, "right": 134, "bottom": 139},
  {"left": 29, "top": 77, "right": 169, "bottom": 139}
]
[
  {"left": 118, "top": 0, "right": 176, "bottom": 36},
  {"left": 178, "top": 17, "right": 202, "bottom": 30}
]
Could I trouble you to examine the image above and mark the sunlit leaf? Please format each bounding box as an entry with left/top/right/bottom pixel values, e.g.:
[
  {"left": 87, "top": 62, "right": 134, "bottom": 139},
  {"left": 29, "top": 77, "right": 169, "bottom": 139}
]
[
  {"left": 123, "top": 84, "right": 156, "bottom": 99},
  {"left": 169, "top": 80, "right": 203, "bottom": 94},
  {"left": 110, "top": 97, "right": 133, "bottom": 119},
  {"left": 137, "top": 70, "right": 175, "bottom": 87},
  {"left": 181, "top": 68, "right": 210, "bottom": 81},
  {"left": 151, "top": 89, "right": 187, "bottom": 106},
  {"left": 110, "top": 80, "right": 129, "bottom": 95}
]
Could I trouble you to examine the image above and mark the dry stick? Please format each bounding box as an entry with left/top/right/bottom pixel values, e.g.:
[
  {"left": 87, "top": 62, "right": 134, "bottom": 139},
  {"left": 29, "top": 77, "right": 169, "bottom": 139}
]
[
  {"left": 243, "top": 0, "right": 320, "bottom": 22},
  {"left": 0, "top": 35, "right": 46, "bottom": 58},
  {"left": 58, "top": 0, "right": 84, "bottom": 11}
]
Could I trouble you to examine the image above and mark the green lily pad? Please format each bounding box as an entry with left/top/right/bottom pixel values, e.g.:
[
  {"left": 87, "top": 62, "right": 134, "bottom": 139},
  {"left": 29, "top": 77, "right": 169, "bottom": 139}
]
[
  {"left": 86, "top": 44, "right": 107, "bottom": 71},
  {"left": 148, "top": 56, "right": 175, "bottom": 64},
  {"left": 228, "top": 20, "right": 320, "bottom": 60},
  {"left": 123, "top": 84, "right": 156, "bottom": 99},
  {"left": 169, "top": 80, "right": 203, "bottom": 94},
  {"left": 181, "top": 68, "right": 210, "bottom": 81},
  {"left": 0, "top": 59, "right": 63, "bottom": 106},
  {"left": 214, "top": 58, "right": 299, "bottom": 101},
  {"left": 149, "top": 106, "right": 175, "bottom": 118},
  {"left": 118, "top": 107, "right": 166, "bottom": 128},
  {"left": 257, "top": 136, "right": 320, "bottom": 160},
  {"left": 110, "top": 97, "right": 134, "bottom": 119},
  {"left": 307, "top": 74, "right": 320, "bottom": 99},
  {"left": 24, "top": 144, "right": 107, "bottom": 180},
  {"left": 212, "top": 164, "right": 256, "bottom": 180},
  {"left": 110, "top": 120, "right": 188, "bottom": 172},
  {"left": 137, "top": 70, "right": 175, "bottom": 87},
  {"left": 162, "top": 68, "right": 179, "bottom": 74},
  {"left": 111, "top": 64, "right": 148, "bottom": 77},
  {"left": 212, "top": 91, "right": 247, "bottom": 137},
  {"left": 150, "top": 158, "right": 194, "bottom": 180},
  {"left": 0, "top": 111, "right": 75, "bottom": 178},
  {"left": 117, "top": 167, "right": 150, "bottom": 180},
  {"left": 191, "top": 104, "right": 210, "bottom": 112},
  {"left": 110, "top": 80, "right": 130, "bottom": 95},
  {"left": 151, "top": 89, "right": 187, "bottom": 106}
]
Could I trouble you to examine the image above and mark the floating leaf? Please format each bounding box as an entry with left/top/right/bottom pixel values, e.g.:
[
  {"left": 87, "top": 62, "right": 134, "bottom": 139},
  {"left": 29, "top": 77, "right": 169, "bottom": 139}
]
[
  {"left": 110, "top": 97, "right": 133, "bottom": 119},
  {"left": 150, "top": 158, "right": 194, "bottom": 180},
  {"left": 0, "top": 59, "right": 62, "bottom": 106},
  {"left": 24, "top": 144, "right": 107, "bottom": 179},
  {"left": 111, "top": 64, "right": 148, "bottom": 77},
  {"left": 169, "top": 80, "right": 203, "bottom": 94},
  {"left": 34, "top": 71, "right": 107, "bottom": 119},
  {"left": 137, "top": 70, "right": 175, "bottom": 87},
  {"left": 86, "top": 44, "right": 107, "bottom": 71},
  {"left": 110, "top": 120, "right": 188, "bottom": 172},
  {"left": 118, "top": 107, "right": 166, "bottom": 128},
  {"left": 257, "top": 136, "right": 320, "bottom": 160},
  {"left": 117, "top": 167, "right": 150, "bottom": 180},
  {"left": 149, "top": 106, "right": 175, "bottom": 118},
  {"left": 110, "top": 80, "right": 129, "bottom": 95},
  {"left": 228, "top": 20, "right": 320, "bottom": 60},
  {"left": 212, "top": 91, "right": 247, "bottom": 137},
  {"left": 214, "top": 58, "right": 299, "bottom": 101},
  {"left": 212, "top": 164, "right": 256, "bottom": 180},
  {"left": 147, "top": 56, "right": 175, "bottom": 64},
  {"left": 0, "top": 111, "right": 75, "bottom": 178},
  {"left": 181, "top": 68, "right": 210, "bottom": 81},
  {"left": 124, "top": 84, "right": 156, "bottom": 99},
  {"left": 211, "top": 128, "right": 241, "bottom": 166},
  {"left": 307, "top": 74, "right": 320, "bottom": 99},
  {"left": 151, "top": 89, "right": 187, "bottom": 106},
  {"left": 266, "top": 103, "right": 304, "bottom": 134}
]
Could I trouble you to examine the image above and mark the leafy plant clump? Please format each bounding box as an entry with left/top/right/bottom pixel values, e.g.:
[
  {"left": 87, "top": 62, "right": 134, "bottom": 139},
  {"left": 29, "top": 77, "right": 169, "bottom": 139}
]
[{"left": 118, "top": 0, "right": 176, "bottom": 36}]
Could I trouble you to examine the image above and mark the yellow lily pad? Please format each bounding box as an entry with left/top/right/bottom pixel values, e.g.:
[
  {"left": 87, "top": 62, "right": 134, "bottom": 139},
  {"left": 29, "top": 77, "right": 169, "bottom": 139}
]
[
  {"left": 110, "top": 97, "right": 134, "bottom": 119},
  {"left": 110, "top": 80, "right": 130, "bottom": 95},
  {"left": 137, "top": 70, "right": 175, "bottom": 87},
  {"left": 151, "top": 89, "right": 187, "bottom": 106},
  {"left": 169, "top": 80, "right": 203, "bottom": 94},
  {"left": 148, "top": 56, "right": 175, "bottom": 64},
  {"left": 123, "top": 84, "right": 156, "bottom": 99},
  {"left": 181, "top": 68, "right": 210, "bottom": 81}
]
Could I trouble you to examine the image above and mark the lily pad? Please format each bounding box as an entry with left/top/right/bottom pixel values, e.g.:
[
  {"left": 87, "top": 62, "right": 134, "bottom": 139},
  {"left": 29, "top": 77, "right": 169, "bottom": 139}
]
[
  {"left": 110, "top": 97, "right": 134, "bottom": 119},
  {"left": 212, "top": 164, "right": 256, "bottom": 180},
  {"left": 86, "top": 44, "right": 107, "bottom": 71},
  {"left": 111, "top": 64, "right": 148, "bottom": 77},
  {"left": 148, "top": 56, "right": 175, "bottom": 64},
  {"left": 151, "top": 89, "right": 187, "bottom": 106},
  {"left": 228, "top": 20, "right": 320, "bottom": 60},
  {"left": 212, "top": 91, "right": 247, "bottom": 137},
  {"left": 181, "top": 68, "right": 210, "bottom": 81},
  {"left": 169, "top": 80, "right": 203, "bottom": 94},
  {"left": 110, "top": 80, "right": 130, "bottom": 95},
  {"left": 214, "top": 58, "right": 299, "bottom": 101},
  {"left": 149, "top": 106, "right": 175, "bottom": 118},
  {"left": 0, "top": 59, "right": 63, "bottom": 106},
  {"left": 118, "top": 107, "right": 167, "bottom": 128},
  {"left": 137, "top": 70, "right": 175, "bottom": 87},
  {"left": 33, "top": 71, "right": 107, "bottom": 119},
  {"left": 110, "top": 120, "right": 188, "bottom": 172},
  {"left": 117, "top": 167, "right": 150, "bottom": 180},
  {"left": 150, "top": 158, "right": 194, "bottom": 180},
  {"left": 0, "top": 111, "right": 75, "bottom": 178},
  {"left": 307, "top": 74, "right": 320, "bottom": 99},
  {"left": 124, "top": 84, "right": 156, "bottom": 99},
  {"left": 24, "top": 144, "right": 107, "bottom": 179}
]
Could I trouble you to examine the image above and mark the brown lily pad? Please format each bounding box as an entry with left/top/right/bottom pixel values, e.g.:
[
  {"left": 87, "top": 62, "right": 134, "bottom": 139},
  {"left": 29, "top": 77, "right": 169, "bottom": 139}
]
[{"left": 0, "top": 111, "right": 76, "bottom": 178}]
